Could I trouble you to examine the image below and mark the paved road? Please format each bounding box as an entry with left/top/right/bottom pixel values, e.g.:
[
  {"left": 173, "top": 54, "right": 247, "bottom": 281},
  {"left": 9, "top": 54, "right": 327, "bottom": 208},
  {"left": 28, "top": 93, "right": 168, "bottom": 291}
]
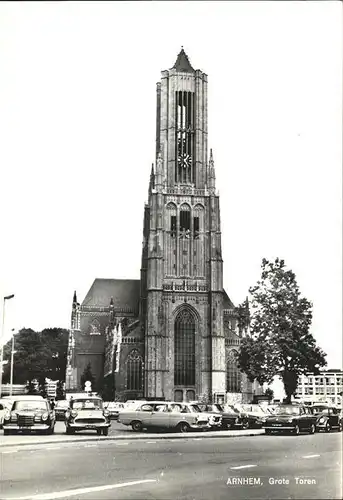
[{"left": 1, "top": 430, "right": 341, "bottom": 499}]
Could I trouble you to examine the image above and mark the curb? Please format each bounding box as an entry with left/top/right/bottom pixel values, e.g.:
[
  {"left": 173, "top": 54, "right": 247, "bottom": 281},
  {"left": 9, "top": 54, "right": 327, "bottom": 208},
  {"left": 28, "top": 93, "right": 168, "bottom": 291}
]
[{"left": 0, "top": 429, "right": 265, "bottom": 448}]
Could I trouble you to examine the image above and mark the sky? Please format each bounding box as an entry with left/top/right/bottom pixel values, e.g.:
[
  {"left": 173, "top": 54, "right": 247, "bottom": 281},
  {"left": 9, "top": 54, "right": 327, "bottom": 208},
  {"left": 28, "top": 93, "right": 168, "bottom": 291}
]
[{"left": 0, "top": 2, "right": 342, "bottom": 369}]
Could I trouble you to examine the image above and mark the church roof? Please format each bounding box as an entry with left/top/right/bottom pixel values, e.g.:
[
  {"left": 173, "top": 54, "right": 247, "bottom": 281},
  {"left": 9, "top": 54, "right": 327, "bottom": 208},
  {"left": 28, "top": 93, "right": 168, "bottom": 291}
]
[
  {"left": 82, "top": 278, "right": 140, "bottom": 311},
  {"left": 172, "top": 48, "right": 195, "bottom": 73},
  {"left": 223, "top": 289, "right": 235, "bottom": 310}
]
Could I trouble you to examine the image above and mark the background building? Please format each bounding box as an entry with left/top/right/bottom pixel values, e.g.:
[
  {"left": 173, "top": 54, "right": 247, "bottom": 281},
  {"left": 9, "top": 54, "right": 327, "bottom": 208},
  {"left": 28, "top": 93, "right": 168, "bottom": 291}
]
[
  {"left": 295, "top": 369, "right": 343, "bottom": 406},
  {"left": 66, "top": 49, "right": 258, "bottom": 403}
]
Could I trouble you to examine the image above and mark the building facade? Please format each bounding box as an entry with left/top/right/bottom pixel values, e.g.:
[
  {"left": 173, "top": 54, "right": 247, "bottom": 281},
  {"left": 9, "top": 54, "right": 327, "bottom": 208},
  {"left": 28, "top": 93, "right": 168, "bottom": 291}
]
[
  {"left": 66, "top": 49, "right": 254, "bottom": 403},
  {"left": 295, "top": 370, "right": 343, "bottom": 406}
]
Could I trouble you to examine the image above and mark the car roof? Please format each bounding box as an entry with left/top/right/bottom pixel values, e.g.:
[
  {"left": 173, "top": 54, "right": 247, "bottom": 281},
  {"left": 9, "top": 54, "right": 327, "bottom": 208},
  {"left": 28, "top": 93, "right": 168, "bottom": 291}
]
[
  {"left": 71, "top": 396, "right": 102, "bottom": 400},
  {"left": 10, "top": 396, "right": 45, "bottom": 401}
]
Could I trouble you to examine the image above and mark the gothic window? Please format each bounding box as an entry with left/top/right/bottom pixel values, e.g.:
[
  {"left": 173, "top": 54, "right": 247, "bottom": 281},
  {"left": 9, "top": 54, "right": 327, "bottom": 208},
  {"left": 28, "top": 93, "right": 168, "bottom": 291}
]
[
  {"left": 165, "top": 202, "right": 177, "bottom": 276},
  {"left": 174, "top": 309, "right": 196, "bottom": 386},
  {"left": 193, "top": 204, "right": 204, "bottom": 276},
  {"left": 179, "top": 204, "right": 191, "bottom": 276},
  {"left": 171, "top": 216, "right": 176, "bottom": 238},
  {"left": 193, "top": 216, "right": 199, "bottom": 239},
  {"left": 89, "top": 319, "right": 101, "bottom": 335},
  {"left": 175, "top": 91, "right": 195, "bottom": 184},
  {"left": 226, "top": 349, "right": 242, "bottom": 393},
  {"left": 180, "top": 204, "right": 191, "bottom": 237},
  {"left": 126, "top": 350, "right": 143, "bottom": 391}
]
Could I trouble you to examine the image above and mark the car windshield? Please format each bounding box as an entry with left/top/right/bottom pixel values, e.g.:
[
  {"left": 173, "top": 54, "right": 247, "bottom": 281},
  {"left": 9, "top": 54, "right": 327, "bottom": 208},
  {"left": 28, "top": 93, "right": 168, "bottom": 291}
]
[
  {"left": 208, "top": 404, "right": 222, "bottom": 413},
  {"left": 56, "top": 401, "right": 69, "bottom": 409},
  {"left": 242, "top": 405, "right": 264, "bottom": 414},
  {"left": 312, "top": 406, "right": 329, "bottom": 415},
  {"left": 225, "top": 405, "right": 240, "bottom": 414},
  {"left": 13, "top": 401, "right": 48, "bottom": 411},
  {"left": 189, "top": 404, "right": 201, "bottom": 413},
  {"left": 273, "top": 406, "right": 301, "bottom": 415},
  {"left": 71, "top": 399, "right": 103, "bottom": 410}
]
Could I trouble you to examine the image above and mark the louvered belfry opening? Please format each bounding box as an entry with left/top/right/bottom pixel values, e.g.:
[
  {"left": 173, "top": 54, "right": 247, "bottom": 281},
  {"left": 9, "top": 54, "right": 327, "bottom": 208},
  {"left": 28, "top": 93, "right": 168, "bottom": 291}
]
[
  {"left": 174, "top": 309, "right": 196, "bottom": 386},
  {"left": 175, "top": 90, "right": 195, "bottom": 184},
  {"left": 126, "top": 350, "right": 143, "bottom": 391}
]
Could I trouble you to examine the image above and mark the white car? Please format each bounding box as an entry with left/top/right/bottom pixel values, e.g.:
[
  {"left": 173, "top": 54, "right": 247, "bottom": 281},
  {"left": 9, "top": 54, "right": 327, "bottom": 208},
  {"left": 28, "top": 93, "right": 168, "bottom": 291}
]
[
  {"left": 118, "top": 401, "right": 221, "bottom": 433},
  {"left": 107, "top": 402, "right": 125, "bottom": 419},
  {"left": 65, "top": 396, "right": 111, "bottom": 436}
]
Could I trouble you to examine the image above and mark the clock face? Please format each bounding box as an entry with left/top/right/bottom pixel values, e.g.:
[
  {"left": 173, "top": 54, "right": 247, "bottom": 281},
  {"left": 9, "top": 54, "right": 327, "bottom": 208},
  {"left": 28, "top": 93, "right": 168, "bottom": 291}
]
[{"left": 179, "top": 152, "right": 192, "bottom": 168}]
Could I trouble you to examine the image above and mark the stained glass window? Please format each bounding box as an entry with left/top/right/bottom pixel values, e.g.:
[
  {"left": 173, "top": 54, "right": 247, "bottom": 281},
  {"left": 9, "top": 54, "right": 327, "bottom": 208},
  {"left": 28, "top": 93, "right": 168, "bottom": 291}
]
[
  {"left": 126, "top": 350, "right": 143, "bottom": 391},
  {"left": 226, "top": 349, "right": 242, "bottom": 393},
  {"left": 174, "top": 309, "right": 195, "bottom": 386}
]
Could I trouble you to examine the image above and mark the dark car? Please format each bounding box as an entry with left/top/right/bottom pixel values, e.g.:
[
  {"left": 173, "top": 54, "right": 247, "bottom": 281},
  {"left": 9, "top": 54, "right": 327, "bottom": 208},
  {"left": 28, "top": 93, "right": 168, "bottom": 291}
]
[
  {"left": 311, "top": 404, "right": 343, "bottom": 432},
  {"left": 263, "top": 404, "right": 317, "bottom": 435},
  {"left": 233, "top": 404, "right": 271, "bottom": 429},
  {"left": 54, "top": 400, "right": 69, "bottom": 421},
  {"left": 2, "top": 398, "right": 55, "bottom": 435},
  {"left": 198, "top": 403, "right": 244, "bottom": 430}
]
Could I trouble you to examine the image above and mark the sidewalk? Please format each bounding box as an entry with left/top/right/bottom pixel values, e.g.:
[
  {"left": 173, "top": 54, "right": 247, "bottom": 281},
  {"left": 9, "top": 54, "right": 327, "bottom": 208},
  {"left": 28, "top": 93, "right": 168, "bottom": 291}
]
[{"left": 0, "top": 426, "right": 265, "bottom": 448}]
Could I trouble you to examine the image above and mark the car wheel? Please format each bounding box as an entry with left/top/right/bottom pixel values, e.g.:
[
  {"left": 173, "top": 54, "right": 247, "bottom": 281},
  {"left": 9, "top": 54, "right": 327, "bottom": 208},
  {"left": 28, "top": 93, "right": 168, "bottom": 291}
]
[
  {"left": 293, "top": 425, "right": 300, "bottom": 436},
  {"left": 222, "top": 421, "right": 233, "bottom": 430},
  {"left": 177, "top": 422, "right": 190, "bottom": 433},
  {"left": 131, "top": 420, "right": 143, "bottom": 432},
  {"left": 241, "top": 420, "right": 250, "bottom": 430},
  {"left": 102, "top": 428, "right": 109, "bottom": 436},
  {"left": 325, "top": 423, "right": 331, "bottom": 433},
  {"left": 309, "top": 424, "right": 316, "bottom": 435},
  {"left": 265, "top": 429, "right": 272, "bottom": 435},
  {"left": 3, "top": 429, "right": 10, "bottom": 436},
  {"left": 97, "top": 429, "right": 102, "bottom": 436},
  {"left": 66, "top": 426, "right": 74, "bottom": 435}
]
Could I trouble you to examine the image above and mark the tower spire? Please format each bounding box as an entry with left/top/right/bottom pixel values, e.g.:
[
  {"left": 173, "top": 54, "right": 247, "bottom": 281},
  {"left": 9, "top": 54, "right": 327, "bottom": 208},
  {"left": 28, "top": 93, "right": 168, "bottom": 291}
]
[
  {"left": 172, "top": 47, "right": 195, "bottom": 73},
  {"left": 208, "top": 148, "right": 216, "bottom": 193}
]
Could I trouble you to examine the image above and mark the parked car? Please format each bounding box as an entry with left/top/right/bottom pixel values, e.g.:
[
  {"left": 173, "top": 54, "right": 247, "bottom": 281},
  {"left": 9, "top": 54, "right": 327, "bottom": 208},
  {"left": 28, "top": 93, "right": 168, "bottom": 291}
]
[
  {"left": 107, "top": 402, "right": 125, "bottom": 420},
  {"left": 54, "top": 400, "right": 69, "bottom": 421},
  {"left": 311, "top": 404, "right": 343, "bottom": 432},
  {"left": 0, "top": 399, "right": 13, "bottom": 429},
  {"left": 2, "top": 398, "right": 55, "bottom": 435},
  {"left": 198, "top": 403, "right": 244, "bottom": 429},
  {"left": 65, "top": 396, "right": 111, "bottom": 436},
  {"left": 124, "top": 400, "right": 147, "bottom": 410},
  {"left": 234, "top": 404, "right": 270, "bottom": 429},
  {"left": 263, "top": 404, "right": 317, "bottom": 435},
  {"left": 118, "top": 401, "right": 217, "bottom": 433}
]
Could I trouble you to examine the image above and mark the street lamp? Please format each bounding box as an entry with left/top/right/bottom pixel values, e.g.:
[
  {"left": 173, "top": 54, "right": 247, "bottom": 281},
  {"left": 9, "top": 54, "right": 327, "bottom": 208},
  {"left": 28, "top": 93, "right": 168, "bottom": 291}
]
[{"left": 0, "top": 294, "right": 15, "bottom": 398}]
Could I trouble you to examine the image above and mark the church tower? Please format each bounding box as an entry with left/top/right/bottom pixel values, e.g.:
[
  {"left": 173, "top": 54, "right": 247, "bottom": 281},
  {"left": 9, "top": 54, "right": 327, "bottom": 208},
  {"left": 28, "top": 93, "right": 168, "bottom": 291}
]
[{"left": 141, "top": 48, "right": 226, "bottom": 402}]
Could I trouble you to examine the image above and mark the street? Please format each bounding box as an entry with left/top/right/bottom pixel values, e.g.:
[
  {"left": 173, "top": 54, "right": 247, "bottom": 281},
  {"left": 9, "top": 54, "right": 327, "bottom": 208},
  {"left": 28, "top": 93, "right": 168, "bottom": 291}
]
[{"left": 0, "top": 428, "right": 341, "bottom": 499}]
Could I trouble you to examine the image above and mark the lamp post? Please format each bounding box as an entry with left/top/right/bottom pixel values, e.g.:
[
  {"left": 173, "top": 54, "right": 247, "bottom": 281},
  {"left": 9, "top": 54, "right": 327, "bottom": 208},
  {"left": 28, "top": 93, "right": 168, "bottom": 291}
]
[
  {"left": 10, "top": 329, "right": 17, "bottom": 397},
  {"left": 0, "top": 294, "right": 15, "bottom": 398}
]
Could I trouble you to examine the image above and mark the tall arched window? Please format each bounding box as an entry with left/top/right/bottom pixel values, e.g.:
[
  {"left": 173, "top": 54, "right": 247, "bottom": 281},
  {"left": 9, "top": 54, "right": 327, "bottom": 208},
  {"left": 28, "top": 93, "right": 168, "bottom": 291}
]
[
  {"left": 174, "top": 309, "right": 195, "bottom": 386},
  {"left": 179, "top": 204, "right": 191, "bottom": 276},
  {"left": 226, "top": 349, "right": 242, "bottom": 393},
  {"left": 126, "top": 350, "right": 143, "bottom": 391}
]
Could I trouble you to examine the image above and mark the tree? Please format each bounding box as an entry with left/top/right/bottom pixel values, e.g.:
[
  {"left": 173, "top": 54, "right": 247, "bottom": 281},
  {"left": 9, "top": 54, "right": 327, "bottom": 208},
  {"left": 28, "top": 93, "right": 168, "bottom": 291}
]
[
  {"left": 237, "top": 258, "right": 327, "bottom": 403},
  {"left": 2, "top": 327, "right": 69, "bottom": 385},
  {"left": 81, "top": 362, "right": 95, "bottom": 391},
  {"left": 264, "top": 387, "right": 274, "bottom": 401}
]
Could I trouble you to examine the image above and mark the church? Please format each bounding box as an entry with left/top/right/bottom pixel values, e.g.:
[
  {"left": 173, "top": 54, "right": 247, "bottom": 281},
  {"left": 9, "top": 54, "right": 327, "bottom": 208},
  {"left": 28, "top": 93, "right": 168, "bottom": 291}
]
[{"left": 65, "top": 49, "right": 256, "bottom": 404}]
